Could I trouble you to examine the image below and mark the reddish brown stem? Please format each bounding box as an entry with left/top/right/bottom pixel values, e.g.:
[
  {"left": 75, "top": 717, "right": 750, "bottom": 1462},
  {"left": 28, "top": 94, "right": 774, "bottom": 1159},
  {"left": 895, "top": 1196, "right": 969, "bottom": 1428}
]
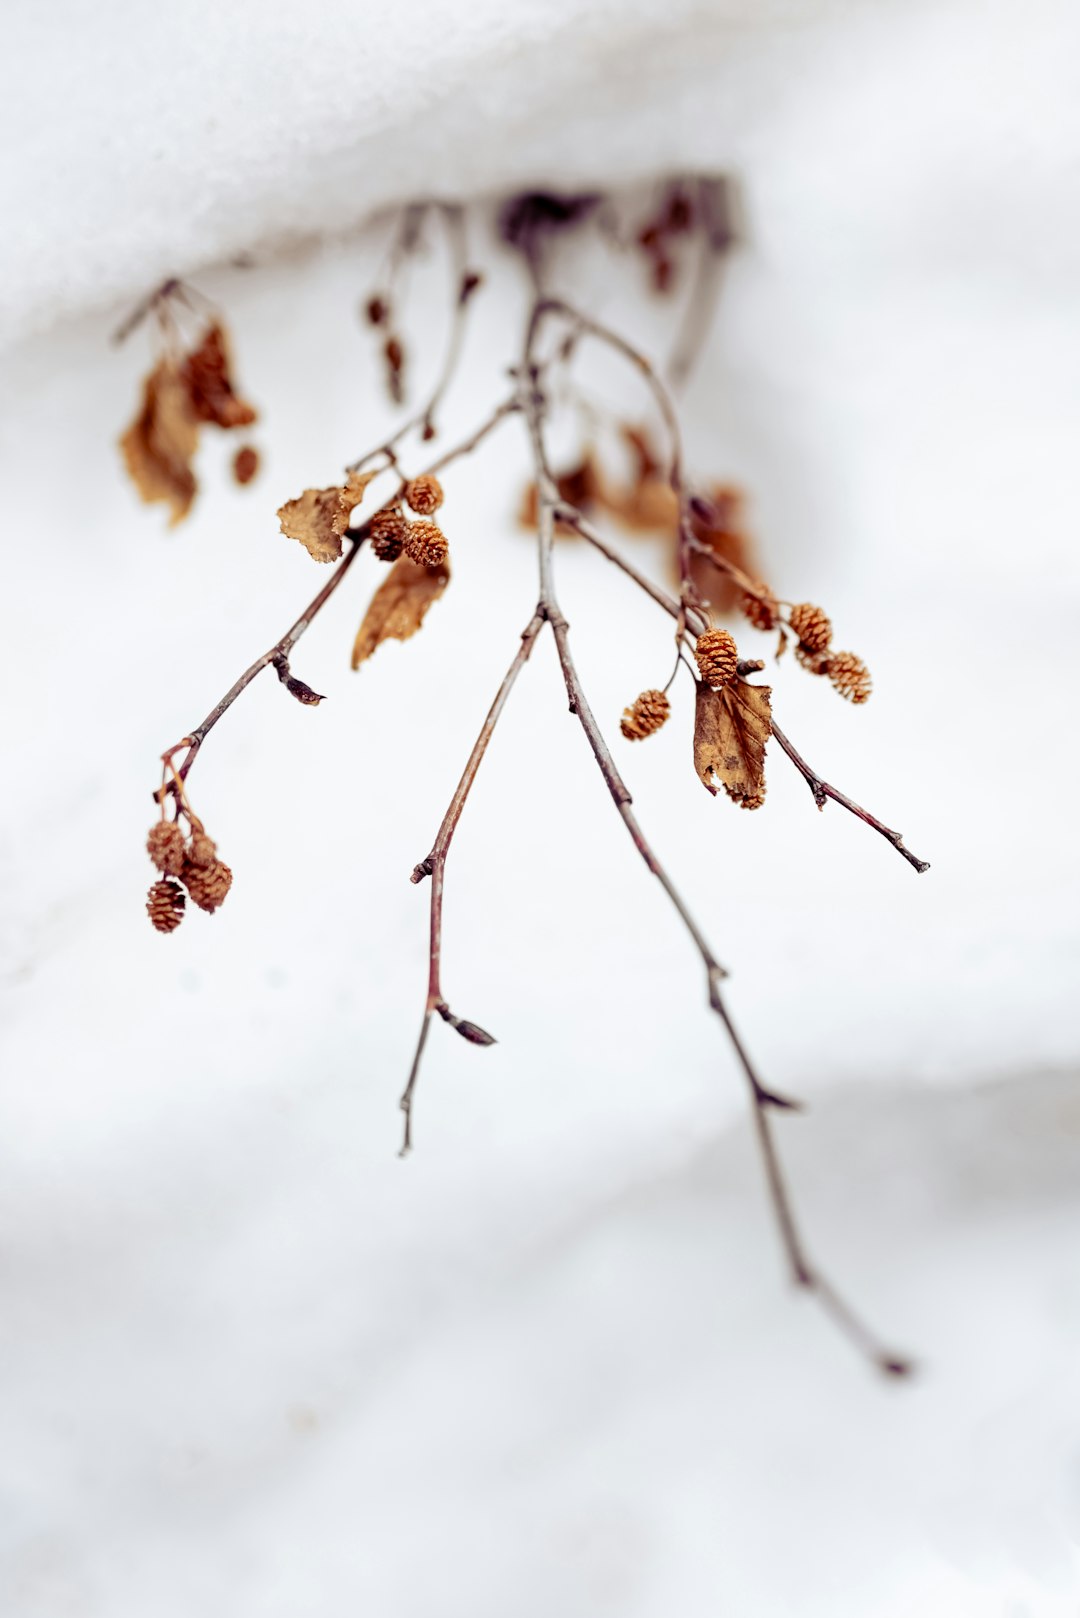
[
  {"left": 523, "top": 300, "right": 910, "bottom": 1376},
  {"left": 399, "top": 612, "right": 545, "bottom": 1155}
]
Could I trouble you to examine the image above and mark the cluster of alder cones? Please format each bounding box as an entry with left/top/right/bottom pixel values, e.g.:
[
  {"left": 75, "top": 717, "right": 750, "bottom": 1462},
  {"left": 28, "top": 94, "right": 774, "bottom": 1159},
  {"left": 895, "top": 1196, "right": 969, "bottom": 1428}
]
[
  {"left": 737, "top": 591, "right": 872, "bottom": 705},
  {"left": 145, "top": 817, "right": 232, "bottom": 933}
]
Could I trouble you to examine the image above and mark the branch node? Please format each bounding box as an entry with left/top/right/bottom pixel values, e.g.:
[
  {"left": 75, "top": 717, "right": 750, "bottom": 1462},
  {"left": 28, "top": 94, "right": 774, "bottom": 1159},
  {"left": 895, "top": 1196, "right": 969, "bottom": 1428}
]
[{"left": 411, "top": 856, "right": 434, "bottom": 884}]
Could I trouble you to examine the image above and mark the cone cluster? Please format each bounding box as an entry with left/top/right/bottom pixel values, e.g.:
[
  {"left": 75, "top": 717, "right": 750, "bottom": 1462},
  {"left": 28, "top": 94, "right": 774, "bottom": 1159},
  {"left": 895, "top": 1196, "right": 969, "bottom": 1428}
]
[{"left": 146, "top": 815, "right": 233, "bottom": 931}]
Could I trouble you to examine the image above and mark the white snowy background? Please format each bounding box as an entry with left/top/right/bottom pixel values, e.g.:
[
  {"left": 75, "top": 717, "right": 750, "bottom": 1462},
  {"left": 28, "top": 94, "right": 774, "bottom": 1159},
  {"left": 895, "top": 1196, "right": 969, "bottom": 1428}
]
[{"left": 2, "top": 0, "right": 1080, "bottom": 1613}]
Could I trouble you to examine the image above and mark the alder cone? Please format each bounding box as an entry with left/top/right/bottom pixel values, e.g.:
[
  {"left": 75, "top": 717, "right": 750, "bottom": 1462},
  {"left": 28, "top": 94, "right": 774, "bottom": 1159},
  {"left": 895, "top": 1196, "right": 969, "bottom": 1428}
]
[
  {"left": 789, "top": 602, "right": 832, "bottom": 654},
  {"left": 694, "top": 628, "right": 739, "bottom": 688},
  {"left": 620, "top": 689, "right": 670, "bottom": 741},
  {"left": 183, "top": 858, "right": 233, "bottom": 913},
  {"left": 739, "top": 585, "right": 779, "bottom": 633},
  {"left": 794, "top": 641, "right": 830, "bottom": 676},
  {"left": 147, "top": 878, "right": 185, "bottom": 933},
  {"left": 369, "top": 508, "right": 408, "bottom": 562},
  {"left": 403, "top": 520, "right": 449, "bottom": 569},
  {"left": 186, "top": 828, "right": 217, "bottom": 869},
  {"left": 403, "top": 474, "right": 444, "bottom": 516},
  {"left": 147, "top": 820, "right": 186, "bottom": 877},
  {"left": 826, "top": 651, "right": 872, "bottom": 704}
]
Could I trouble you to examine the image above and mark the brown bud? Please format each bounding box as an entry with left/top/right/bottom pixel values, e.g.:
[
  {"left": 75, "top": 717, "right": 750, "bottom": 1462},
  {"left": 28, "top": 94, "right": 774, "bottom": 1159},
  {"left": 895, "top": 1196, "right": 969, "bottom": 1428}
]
[
  {"left": 183, "top": 858, "right": 233, "bottom": 913},
  {"left": 739, "top": 584, "right": 779, "bottom": 633},
  {"left": 403, "top": 474, "right": 444, "bottom": 516},
  {"left": 369, "top": 508, "right": 408, "bottom": 562},
  {"left": 694, "top": 628, "right": 739, "bottom": 688},
  {"left": 403, "top": 519, "right": 448, "bottom": 569},
  {"left": 147, "top": 878, "right": 185, "bottom": 933},
  {"left": 789, "top": 602, "right": 832, "bottom": 654},
  {"left": 826, "top": 651, "right": 872, "bottom": 705},
  {"left": 232, "top": 444, "right": 259, "bottom": 486},
  {"left": 147, "top": 820, "right": 186, "bottom": 877},
  {"left": 619, "top": 689, "right": 671, "bottom": 741}
]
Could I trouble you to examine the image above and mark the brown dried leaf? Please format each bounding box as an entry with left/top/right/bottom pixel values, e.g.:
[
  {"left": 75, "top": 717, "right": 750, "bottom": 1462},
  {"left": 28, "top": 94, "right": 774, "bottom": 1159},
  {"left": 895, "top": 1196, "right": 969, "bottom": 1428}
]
[
  {"left": 181, "top": 323, "right": 257, "bottom": 429},
  {"left": 278, "top": 470, "right": 378, "bottom": 563},
  {"left": 119, "top": 359, "right": 200, "bottom": 525},
  {"left": 351, "top": 554, "right": 450, "bottom": 669},
  {"left": 694, "top": 678, "right": 772, "bottom": 809}
]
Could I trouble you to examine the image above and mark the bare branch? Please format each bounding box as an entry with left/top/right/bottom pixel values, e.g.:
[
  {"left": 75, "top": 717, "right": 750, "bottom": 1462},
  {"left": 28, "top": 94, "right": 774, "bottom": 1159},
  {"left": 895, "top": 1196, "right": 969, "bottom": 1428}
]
[
  {"left": 400, "top": 612, "right": 546, "bottom": 1154},
  {"left": 522, "top": 307, "right": 911, "bottom": 1376},
  {"left": 560, "top": 506, "right": 929, "bottom": 873}
]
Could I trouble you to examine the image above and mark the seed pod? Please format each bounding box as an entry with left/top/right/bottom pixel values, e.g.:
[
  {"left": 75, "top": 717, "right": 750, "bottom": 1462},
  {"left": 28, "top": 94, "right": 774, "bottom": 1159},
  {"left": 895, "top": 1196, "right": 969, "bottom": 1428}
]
[
  {"left": 694, "top": 628, "right": 739, "bottom": 688},
  {"left": 403, "top": 519, "right": 449, "bottom": 569},
  {"left": 403, "top": 474, "right": 444, "bottom": 516},
  {"left": 183, "top": 858, "right": 233, "bottom": 913},
  {"left": 789, "top": 602, "right": 832, "bottom": 654},
  {"left": 369, "top": 507, "right": 408, "bottom": 562},
  {"left": 147, "top": 878, "right": 185, "bottom": 933},
  {"left": 232, "top": 445, "right": 259, "bottom": 486},
  {"left": 826, "top": 650, "right": 872, "bottom": 704},
  {"left": 147, "top": 820, "right": 186, "bottom": 877},
  {"left": 739, "top": 584, "right": 779, "bottom": 633},
  {"left": 620, "top": 689, "right": 671, "bottom": 741}
]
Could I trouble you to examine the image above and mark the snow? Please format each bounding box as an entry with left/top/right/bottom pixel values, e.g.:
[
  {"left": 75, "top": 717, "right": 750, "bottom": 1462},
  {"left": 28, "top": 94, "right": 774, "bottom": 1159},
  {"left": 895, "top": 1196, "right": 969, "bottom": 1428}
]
[{"left": 3, "top": 0, "right": 1080, "bottom": 1612}]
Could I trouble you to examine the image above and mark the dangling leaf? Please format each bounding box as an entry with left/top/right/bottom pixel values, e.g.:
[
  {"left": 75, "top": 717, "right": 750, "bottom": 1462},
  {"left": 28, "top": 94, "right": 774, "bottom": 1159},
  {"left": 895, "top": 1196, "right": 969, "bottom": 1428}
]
[
  {"left": 693, "top": 678, "right": 772, "bottom": 809},
  {"left": 180, "top": 323, "right": 257, "bottom": 429},
  {"left": 351, "top": 555, "right": 451, "bottom": 668},
  {"left": 119, "top": 360, "right": 200, "bottom": 525}
]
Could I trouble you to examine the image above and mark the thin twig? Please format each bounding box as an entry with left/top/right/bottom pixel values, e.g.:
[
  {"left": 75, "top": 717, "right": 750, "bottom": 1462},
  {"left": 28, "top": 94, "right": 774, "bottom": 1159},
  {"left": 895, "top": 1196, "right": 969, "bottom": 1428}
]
[
  {"left": 667, "top": 175, "right": 739, "bottom": 391},
  {"left": 522, "top": 302, "right": 911, "bottom": 1376},
  {"left": 156, "top": 397, "right": 517, "bottom": 802},
  {"left": 770, "top": 723, "right": 930, "bottom": 874},
  {"left": 348, "top": 205, "right": 479, "bottom": 473},
  {"left": 399, "top": 612, "right": 546, "bottom": 1154},
  {"left": 560, "top": 506, "right": 929, "bottom": 874}
]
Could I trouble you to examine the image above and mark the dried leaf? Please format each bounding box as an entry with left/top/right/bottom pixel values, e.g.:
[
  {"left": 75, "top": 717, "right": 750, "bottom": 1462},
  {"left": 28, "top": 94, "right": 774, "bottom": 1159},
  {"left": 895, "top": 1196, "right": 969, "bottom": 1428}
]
[
  {"left": 180, "top": 323, "right": 257, "bottom": 429},
  {"left": 278, "top": 469, "right": 378, "bottom": 563},
  {"left": 351, "top": 554, "right": 450, "bottom": 668},
  {"left": 693, "top": 678, "right": 772, "bottom": 809},
  {"left": 119, "top": 359, "right": 200, "bottom": 525}
]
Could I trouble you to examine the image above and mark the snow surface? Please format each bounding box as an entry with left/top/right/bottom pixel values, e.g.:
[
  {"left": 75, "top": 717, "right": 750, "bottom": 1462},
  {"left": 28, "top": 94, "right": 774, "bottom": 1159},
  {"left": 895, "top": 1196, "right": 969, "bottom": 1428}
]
[{"left": 3, "top": 0, "right": 1080, "bottom": 1613}]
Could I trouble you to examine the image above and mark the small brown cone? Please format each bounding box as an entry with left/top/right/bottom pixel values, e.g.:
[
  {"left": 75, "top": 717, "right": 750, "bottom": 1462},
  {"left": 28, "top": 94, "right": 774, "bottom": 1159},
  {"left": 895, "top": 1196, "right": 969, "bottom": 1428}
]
[
  {"left": 789, "top": 602, "right": 832, "bottom": 654},
  {"left": 694, "top": 628, "right": 739, "bottom": 688},
  {"left": 403, "top": 519, "right": 448, "bottom": 569},
  {"left": 794, "top": 642, "right": 830, "bottom": 676},
  {"left": 739, "top": 584, "right": 779, "bottom": 633},
  {"left": 147, "top": 820, "right": 186, "bottom": 877},
  {"left": 826, "top": 651, "right": 872, "bottom": 704},
  {"left": 186, "top": 828, "right": 217, "bottom": 869},
  {"left": 147, "top": 878, "right": 185, "bottom": 933},
  {"left": 403, "top": 474, "right": 444, "bottom": 516},
  {"left": 369, "top": 508, "right": 408, "bottom": 562},
  {"left": 183, "top": 858, "right": 233, "bottom": 913},
  {"left": 620, "top": 689, "right": 671, "bottom": 741}
]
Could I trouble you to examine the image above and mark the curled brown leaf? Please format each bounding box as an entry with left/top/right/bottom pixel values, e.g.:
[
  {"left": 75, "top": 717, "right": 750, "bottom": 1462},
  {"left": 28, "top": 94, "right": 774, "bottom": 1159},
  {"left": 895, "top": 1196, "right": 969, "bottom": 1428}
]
[
  {"left": 119, "top": 360, "right": 200, "bottom": 525},
  {"left": 351, "top": 554, "right": 451, "bottom": 669},
  {"left": 693, "top": 677, "right": 772, "bottom": 809},
  {"left": 278, "top": 470, "right": 378, "bottom": 564},
  {"left": 180, "top": 323, "right": 257, "bottom": 429}
]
